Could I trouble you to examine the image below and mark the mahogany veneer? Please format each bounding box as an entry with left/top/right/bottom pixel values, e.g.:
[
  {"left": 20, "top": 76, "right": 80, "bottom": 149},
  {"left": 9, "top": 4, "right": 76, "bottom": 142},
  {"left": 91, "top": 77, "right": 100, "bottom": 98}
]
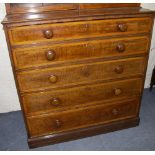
[{"left": 2, "top": 3, "right": 155, "bottom": 148}]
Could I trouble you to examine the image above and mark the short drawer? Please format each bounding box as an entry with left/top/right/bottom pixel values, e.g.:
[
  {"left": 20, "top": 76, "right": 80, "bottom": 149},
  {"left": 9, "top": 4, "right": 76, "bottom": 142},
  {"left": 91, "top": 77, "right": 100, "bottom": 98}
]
[
  {"left": 22, "top": 78, "right": 142, "bottom": 116},
  {"left": 13, "top": 36, "right": 149, "bottom": 70},
  {"left": 9, "top": 17, "right": 152, "bottom": 45},
  {"left": 27, "top": 98, "right": 140, "bottom": 137},
  {"left": 17, "top": 57, "right": 145, "bottom": 92}
]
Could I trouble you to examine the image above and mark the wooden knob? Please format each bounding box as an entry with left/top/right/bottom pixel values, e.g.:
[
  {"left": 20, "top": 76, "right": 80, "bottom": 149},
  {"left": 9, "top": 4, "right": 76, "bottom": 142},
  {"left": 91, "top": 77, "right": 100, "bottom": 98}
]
[
  {"left": 112, "top": 108, "right": 118, "bottom": 115},
  {"left": 43, "top": 30, "right": 53, "bottom": 39},
  {"left": 114, "top": 88, "right": 122, "bottom": 96},
  {"left": 51, "top": 98, "right": 61, "bottom": 106},
  {"left": 45, "top": 50, "right": 55, "bottom": 61},
  {"left": 116, "top": 43, "right": 125, "bottom": 52},
  {"left": 49, "top": 75, "right": 57, "bottom": 83},
  {"left": 114, "top": 65, "right": 124, "bottom": 74},
  {"left": 117, "top": 23, "right": 128, "bottom": 32},
  {"left": 54, "top": 119, "right": 62, "bottom": 128}
]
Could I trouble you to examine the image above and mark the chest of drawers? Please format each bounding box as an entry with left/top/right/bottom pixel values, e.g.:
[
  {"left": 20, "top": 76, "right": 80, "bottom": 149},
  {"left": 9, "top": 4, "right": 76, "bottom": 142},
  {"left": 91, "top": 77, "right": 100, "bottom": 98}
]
[{"left": 2, "top": 3, "right": 155, "bottom": 148}]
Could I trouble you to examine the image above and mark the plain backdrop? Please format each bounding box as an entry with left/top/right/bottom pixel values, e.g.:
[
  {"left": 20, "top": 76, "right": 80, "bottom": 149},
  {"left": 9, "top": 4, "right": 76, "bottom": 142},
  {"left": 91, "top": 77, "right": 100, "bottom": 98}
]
[{"left": 0, "top": 3, "right": 155, "bottom": 113}]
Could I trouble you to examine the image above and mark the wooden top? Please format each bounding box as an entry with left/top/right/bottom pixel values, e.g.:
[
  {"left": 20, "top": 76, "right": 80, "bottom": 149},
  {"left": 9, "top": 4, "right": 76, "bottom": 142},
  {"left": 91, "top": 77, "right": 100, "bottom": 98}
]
[
  {"left": 5, "top": 3, "right": 140, "bottom": 14},
  {"left": 2, "top": 3, "right": 155, "bottom": 25}
]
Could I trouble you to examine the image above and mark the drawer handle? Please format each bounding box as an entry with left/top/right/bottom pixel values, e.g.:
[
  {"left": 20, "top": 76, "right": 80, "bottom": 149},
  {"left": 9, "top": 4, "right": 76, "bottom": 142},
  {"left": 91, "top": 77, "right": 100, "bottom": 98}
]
[
  {"left": 49, "top": 75, "right": 57, "bottom": 83},
  {"left": 51, "top": 98, "right": 61, "bottom": 106},
  {"left": 45, "top": 50, "right": 55, "bottom": 61},
  {"left": 114, "top": 88, "right": 122, "bottom": 96},
  {"left": 114, "top": 65, "right": 124, "bottom": 74},
  {"left": 54, "top": 119, "right": 62, "bottom": 128},
  {"left": 116, "top": 43, "right": 125, "bottom": 52},
  {"left": 43, "top": 30, "right": 53, "bottom": 39},
  {"left": 117, "top": 23, "right": 128, "bottom": 32},
  {"left": 82, "top": 23, "right": 89, "bottom": 31},
  {"left": 112, "top": 108, "right": 119, "bottom": 115}
]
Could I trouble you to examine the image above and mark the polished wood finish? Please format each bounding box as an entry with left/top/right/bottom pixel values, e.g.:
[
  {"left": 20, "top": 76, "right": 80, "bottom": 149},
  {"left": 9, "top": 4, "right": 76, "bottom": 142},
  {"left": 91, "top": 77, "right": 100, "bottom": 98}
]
[
  {"left": 12, "top": 36, "right": 149, "bottom": 70},
  {"left": 17, "top": 57, "right": 145, "bottom": 92},
  {"left": 28, "top": 117, "right": 140, "bottom": 148},
  {"left": 22, "top": 78, "right": 142, "bottom": 116},
  {"left": 45, "top": 50, "right": 55, "bottom": 61},
  {"left": 6, "top": 3, "right": 140, "bottom": 14},
  {"left": 2, "top": 3, "right": 155, "bottom": 148},
  {"left": 5, "top": 3, "right": 78, "bottom": 14},
  {"left": 79, "top": 3, "right": 140, "bottom": 9},
  {"left": 8, "top": 17, "right": 152, "bottom": 46},
  {"left": 27, "top": 98, "right": 140, "bottom": 137}
]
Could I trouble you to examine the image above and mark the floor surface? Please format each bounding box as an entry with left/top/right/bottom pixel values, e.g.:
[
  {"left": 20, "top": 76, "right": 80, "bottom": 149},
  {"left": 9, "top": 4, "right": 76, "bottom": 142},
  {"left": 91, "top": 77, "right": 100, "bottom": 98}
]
[{"left": 0, "top": 89, "right": 155, "bottom": 151}]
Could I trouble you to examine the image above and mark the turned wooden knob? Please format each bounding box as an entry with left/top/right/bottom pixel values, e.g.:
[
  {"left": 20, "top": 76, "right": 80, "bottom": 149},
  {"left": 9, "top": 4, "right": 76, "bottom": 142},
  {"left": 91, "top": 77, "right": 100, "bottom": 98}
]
[
  {"left": 54, "top": 119, "right": 62, "bottom": 128},
  {"left": 116, "top": 43, "right": 125, "bottom": 52},
  {"left": 45, "top": 50, "right": 55, "bottom": 61},
  {"left": 114, "top": 88, "right": 122, "bottom": 96},
  {"left": 51, "top": 98, "right": 61, "bottom": 106},
  {"left": 114, "top": 65, "right": 124, "bottom": 74},
  {"left": 112, "top": 108, "right": 118, "bottom": 115},
  {"left": 117, "top": 23, "right": 128, "bottom": 32},
  {"left": 49, "top": 75, "right": 57, "bottom": 83},
  {"left": 43, "top": 30, "right": 53, "bottom": 39}
]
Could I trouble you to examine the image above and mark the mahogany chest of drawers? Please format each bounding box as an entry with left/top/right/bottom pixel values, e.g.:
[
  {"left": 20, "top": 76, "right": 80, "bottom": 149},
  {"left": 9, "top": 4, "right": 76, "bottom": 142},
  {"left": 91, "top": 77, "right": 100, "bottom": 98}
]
[{"left": 2, "top": 3, "right": 155, "bottom": 148}]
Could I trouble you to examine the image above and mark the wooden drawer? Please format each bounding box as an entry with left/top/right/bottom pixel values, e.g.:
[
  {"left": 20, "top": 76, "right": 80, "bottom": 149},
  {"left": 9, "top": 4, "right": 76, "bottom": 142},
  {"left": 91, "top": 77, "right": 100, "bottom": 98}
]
[
  {"left": 13, "top": 36, "right": 149, "bottom": 70},
  {"left": 27, "top": 98, "right": 140, "bottom": 137},
  {"left": 22, "top": 78, "right": 142, "bottom": 116},
  {"left": 17, "top": 57, "right": 145, "bottom": 92},
  {"left": 9, "top": 17, "right": 152, "bottom": 46}
]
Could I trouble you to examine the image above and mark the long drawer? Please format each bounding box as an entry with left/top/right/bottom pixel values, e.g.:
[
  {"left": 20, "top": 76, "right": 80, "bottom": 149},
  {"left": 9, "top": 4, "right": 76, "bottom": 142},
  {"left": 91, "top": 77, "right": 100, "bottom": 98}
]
[
  {"left": 13, "top": 36, "right": 149, "bottom": 70},
  {"left": 27, "top": 98, "right": 140, "bottom": 137},
  {"left": 22, "top": 78, "right": 142, "bottom": 116},
  {"left": 17, "top": 57, "right": 145, "bottom": 92},
  {"left": 9, "top": 17, "right": 152, "bottom": 45}
]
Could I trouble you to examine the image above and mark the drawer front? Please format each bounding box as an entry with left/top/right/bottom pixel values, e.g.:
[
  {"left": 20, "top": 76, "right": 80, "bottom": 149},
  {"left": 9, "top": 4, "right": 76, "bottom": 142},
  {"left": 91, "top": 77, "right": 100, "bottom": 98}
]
[
  {"left": 27, "top": 98, "right": 140, "bottom": 137},
  {"left": 13, "top": 36, "right": 149, "bottom": 70},
  {"left": 9, "top": 17, "right": 152, "bottom": 45},
  {"left": 17, "top": 57, "right": 145, "bottom": 92},
  {"left": 22, "top": 78, "right": 142, "bottom": 116}
]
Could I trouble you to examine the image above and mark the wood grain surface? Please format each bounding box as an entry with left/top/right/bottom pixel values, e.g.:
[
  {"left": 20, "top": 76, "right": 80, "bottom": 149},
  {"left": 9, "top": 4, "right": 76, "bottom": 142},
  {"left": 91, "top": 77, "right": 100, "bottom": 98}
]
[
  {"left": 2, "top": 3, "right": 155, "bottom": 148},
  {"left": 12, "top": 36, "right": 149, "bottom": 70},
  {"left": 8, "top": 17, "right": 152, "bottom": 46}
]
